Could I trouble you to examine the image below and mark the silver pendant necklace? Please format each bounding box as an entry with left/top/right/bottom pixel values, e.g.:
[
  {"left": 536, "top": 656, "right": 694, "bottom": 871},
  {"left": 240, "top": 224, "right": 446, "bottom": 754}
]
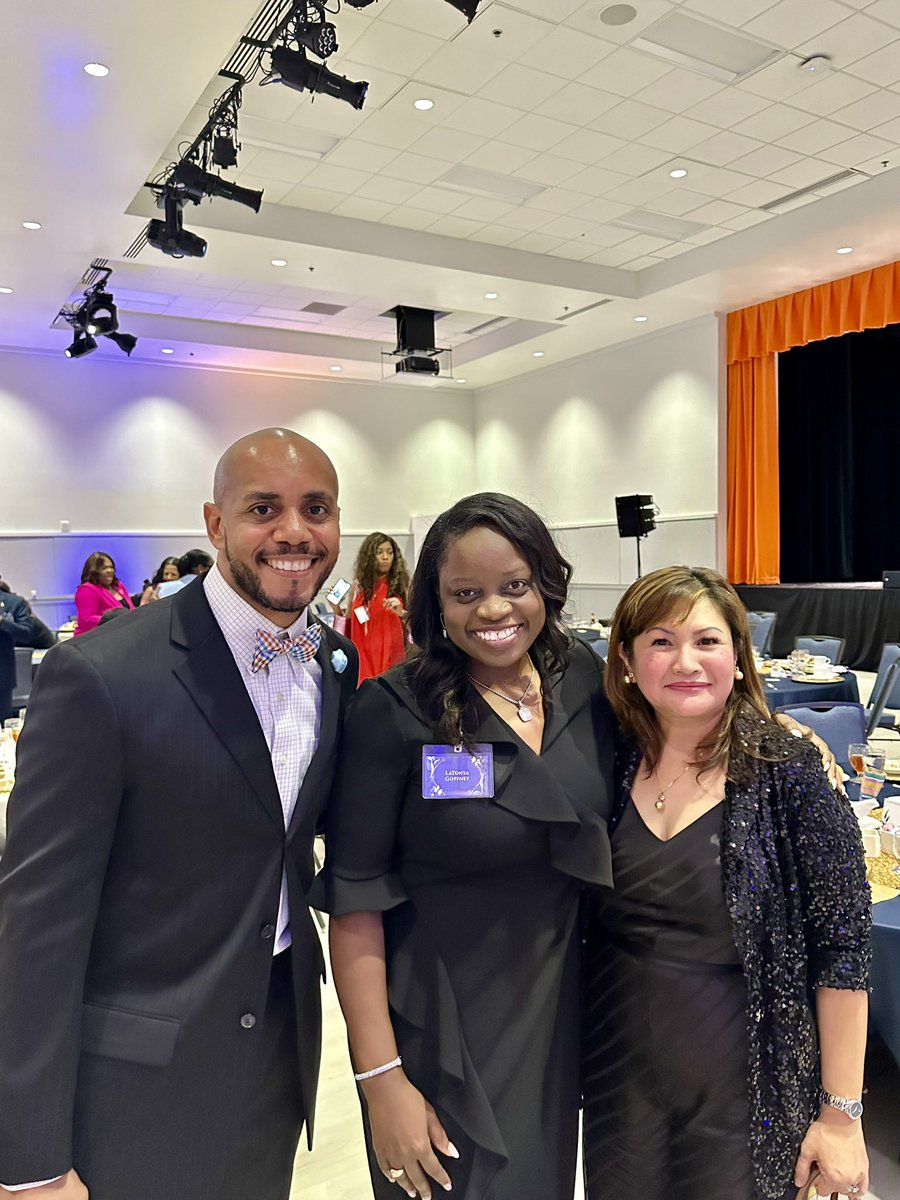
[
  {"left": 653, "top": 763, "right": 691, "bottom": 810},
  {"left": 468, "top": 658, "right": 536, "bottom": 723}
]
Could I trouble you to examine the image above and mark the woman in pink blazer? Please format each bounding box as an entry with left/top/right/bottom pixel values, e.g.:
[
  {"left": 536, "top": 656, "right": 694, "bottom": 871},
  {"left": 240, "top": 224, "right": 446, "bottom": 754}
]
[{"left": 73, "top": 552, "right": 134, "bottom": 635}]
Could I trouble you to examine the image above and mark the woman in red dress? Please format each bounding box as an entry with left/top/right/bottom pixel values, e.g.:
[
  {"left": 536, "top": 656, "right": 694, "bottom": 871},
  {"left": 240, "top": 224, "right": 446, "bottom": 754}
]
[{"left": 341, "top": 533, "right": 410, "bottom": 683}]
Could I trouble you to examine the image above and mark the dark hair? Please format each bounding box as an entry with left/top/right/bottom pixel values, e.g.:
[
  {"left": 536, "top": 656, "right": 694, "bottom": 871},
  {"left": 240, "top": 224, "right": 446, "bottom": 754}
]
[
  {"left": 353, "top": 532, "right": 410, "bottom": 605},
  {"left": 81, "top": 552, "right": 119, "bottom": 587},
  {"left": 605, "top": 565, "right": 792, "bottom": 783},
  {"left": 0, "top": 579, "right": 9, "bottom": 594},
  {"left": 150, "top": 556, "right": 180, "bottom": 587},
  {"left": 407, "top": 492, "right": 573, "bottom": 745},
  {"left": 178, "top": 549, "right": 214, "bottom": 577}
]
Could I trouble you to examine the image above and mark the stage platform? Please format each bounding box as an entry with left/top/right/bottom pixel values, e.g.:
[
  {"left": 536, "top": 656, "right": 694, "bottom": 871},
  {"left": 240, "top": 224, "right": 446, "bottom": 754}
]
[{"left": 736, "top": 583, "right": 900, "bottom": 671}]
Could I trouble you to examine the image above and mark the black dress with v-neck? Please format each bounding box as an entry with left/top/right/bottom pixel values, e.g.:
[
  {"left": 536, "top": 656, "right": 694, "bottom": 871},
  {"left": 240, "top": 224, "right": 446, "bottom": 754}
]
[
  {"left": 313, "top": 641, "right": 615, "bottom": 1200},
  {"left": 582, "top": 797, "right": 797, "bottom": 1200}
]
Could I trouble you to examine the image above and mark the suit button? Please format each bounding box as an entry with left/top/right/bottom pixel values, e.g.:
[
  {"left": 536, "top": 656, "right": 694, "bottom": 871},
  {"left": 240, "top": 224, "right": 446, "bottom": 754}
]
[
  {"left": 261, "top": 924, "right": 276, "bottom": 940},
  {"left": 240, "top": 1013, "right": 256, "bottom": 1029}
]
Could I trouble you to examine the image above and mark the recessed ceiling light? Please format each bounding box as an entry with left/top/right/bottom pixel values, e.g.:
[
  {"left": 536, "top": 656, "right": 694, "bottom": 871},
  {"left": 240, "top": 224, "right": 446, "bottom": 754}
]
[
  {"left": 836, "top": 245, "right": 854, "bottom": 255},
  {"left": 456, "top": 377, "right": 467, "bottom": 384},
  {"left": 532, "top": 351, "right": 545, "bottom": 358},
  {"left": 271, "top": 257, "right": 288, "bottom": 267},
  {"left": 0, "top": 287, "right": 12, "bottom": 295},
  {"left": 634, "top": 315, "right": 649, "bottom": 323},
  {"left": 600, "top": 3, "right": 637, "bottom": 25},
  {"left": 670, "top": 168, "right": 688, "bottom": 179},
  {"left": 22, "top": 221, "right": 41, "bottom": 230},
  {"left": 413, "top": 98, "right": 434, "bottom": 111},
  {"left": 83, "top": 62, "right": 110, "bottom": 77},
  {"left": 161, "top": 347, "right": 175, "bottom": 355},
  {"left": 484, "top": 291, "right": 499, "bottom": 300},
  {"left": 330, "top": 364, "right": 342, "bottom": 372}
]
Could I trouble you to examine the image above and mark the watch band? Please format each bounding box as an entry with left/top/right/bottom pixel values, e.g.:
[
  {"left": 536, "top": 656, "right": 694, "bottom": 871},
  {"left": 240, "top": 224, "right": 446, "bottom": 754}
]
[{"left": 820, "top": 1089, "right": 864, "bottom": 1120}]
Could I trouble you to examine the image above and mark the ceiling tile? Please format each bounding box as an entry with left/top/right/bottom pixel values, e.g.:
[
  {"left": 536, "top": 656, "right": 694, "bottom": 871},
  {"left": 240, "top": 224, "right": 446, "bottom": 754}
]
[
  {"left": 788, "top": 73, "right": 877, "bottom": 116},
  {"left": 612, "top": 232, "right": 673, "bottom": 255},
  {"left": 354, "top": 175, "right": 424, "bottom": 204},
  {"left": 586, "top": 245, "right": 641, "bottom": 266},
  {"left": 302, "top": 162, "right": 373, "bottom": 194},
  {"left": 569, "top": 195, "right": 632, "bottom": 222},
  {"left": 381, "top": 150, "right": 449, "bottom": 185},
  {"left": 527, "top": 188, "right": 605, "bottom": 214},
  {"left": 354, "top": 109, "right": 436, "bottom": 151},
  {"left": 539, "top": 213, "right": 597, "bottom": 239},
  {"left": 683, "top": 88, "right": 770, "bottom": 129},
  {"left": 650, "top": 187, "right": 718, "bottom": 214},
  {"left": 728, "top": 142, "right": 802, "bottom": 175},
  {"left": 682, "top": 165, "right": 756, "bottom": 197},
  {"left": 578, "top": 48, "right": 674, "bottom": 97},
  {"left": 535, "top": 81, "right": 622, "bottom": 125},
  {"left": 821, "top": 130, "right": 898, "bottom": 166},
  {"left": 518, "top": 23, "right": 618, "bottom": 79},
  {"left": 776, "top": 115, "right": 859, "bottom": 152},
  {"left": 508, "top": 231, "right": 566, "bottom": 253},
  {"left": 569, "top": 0, "right": 678, "bottom": 44},
  {"left": 379, "top": 0, "right": 466, "bottom": 39},
  {"left": 495, "top": 205, "right": 557, "bottom": 232},
  {"left": 601, "top": 142, "right": 673, "bottom": 175},
  {"left": 463, "top": 141, "right": 538, "bottom": 173},
  {"left": 686, "top": 226, "right": 734, "bottom": 244},
  {"left": 462, "top": 5, "right": 551, "bottom": 60},
  {"left": 735, "top": 55, "right": 822, "bottom": 102},
  {"left": 413, "top": 43, "right": 503, "bottom": 96},
  {"left": 408, "top": 126, "right": 487, "bottom": 162},
  {"left": 554, "top": 126, "right": 628, "bottom": 165},
  {"left": 331, "top": 196, "right": 396, "bottom": 221},
  {"left": 652, "top": 241, "right": 695, "bottom": 258},
  {"left": 380, "top": 207, "right": 441, "bottom": 231},
  {"left": 562, "top": 163, "right": 632, "bottom": 196},
  {"left": 512, "top": 154, "right": 586, "bottom": 185},
  {"left": 467, "top": 225, "right": 524, "bottom": 246},
  {"left": 863, "top": 0, "right": 900, "bottom": 29},
  {"left": 744, "top": 0, "right": 848, "bottom": 46},
  {"left": 767, "top": 154, "right": 859, "bottom": 187},
  {"left": 500, "top": 0, "right": 586, "bottom": 19},
  {"left": 232, "top": 175, "right": 292, "bottom": 203},
  {"left": 450, "top": 195, "right": 517, "bottom": 223},
  {"left": 279, "top": 185, "right": 345, "bottom": 212},
  {"left": 681, "top": 0, "right": 786, "bottom": 26},
  {"left": 689, "top": 129, "right": 766, "bottom": 164},
  {"left": 622, "top": 254, "right": 664, "bottom": 269},
  {"left": 501, "top": 113, "right": 583, "bottom": 152},
  {"left": 638, "top": 115, "right": 720, "bottom": 153},
  {"left": 603, "top": 176, "right": 671, "bottom": 205},
  {"left": 831, "top": 89, "right": 900, "bottom": 131},
  {"left": 403, "top": 185, "right": 466, "bottom": 214},
  {"left": 724, "top": 177, "right": 789, "bottom": 206},
  {"left": 683, "top": 197, "right": 749, "bottom": 223},
  {"left": 845, "top": 40, "right": 900, "bottom": 87},
  {"left": 722, "top": 208, "right": 774, "bottom": 229},
  {"left": 476, "top": 63, "right": 563, "bottom": 110},
  {"left": 630, "top": 71, "right": 723, "bottom": 113},
  {"left": 324, "top": 141, "right": 399, "bottom": 173},
  {"left": 799, "top": 12, "right": 899, "bottom": 66},
  {"left": 550, "top": 240, "right": 598, "bottom": 261},
  {"left": 730, "top": 103, "right": 814, "bottom": 142},
  {"left": 440, "top": 97, "right": 523, "bottom": 139},
  {"left": 590, "top": 99, "right": 674, "bottom": 140},
  {"left": 426, "top": 214, "right": 488, "bottom": 238},
  {"left": 871, "top": 114, "right": 900, "bottom": 141},
  {"left": 339, "top": 21, "right": 445, "bottom": 75},
  {"left": 578, "top": 223, "right": 634, "bottom": 247},
  {"left": 239, "top": 149, "right": 318, "bottom": 185}
]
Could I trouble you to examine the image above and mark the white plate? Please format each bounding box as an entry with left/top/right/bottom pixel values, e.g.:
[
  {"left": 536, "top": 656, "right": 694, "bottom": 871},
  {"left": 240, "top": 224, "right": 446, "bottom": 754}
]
[{"left": 789, "top": 674, "right": 843, "bottom": 684}]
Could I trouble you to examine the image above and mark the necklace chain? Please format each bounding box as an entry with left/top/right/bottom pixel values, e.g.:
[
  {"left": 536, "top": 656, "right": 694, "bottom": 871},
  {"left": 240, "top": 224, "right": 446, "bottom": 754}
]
[
  {"left": 653, "top": 762, "right": 692, "bottom": 811},
  {"left": 468, "top": 659, "right": 536, "bottom": 724}
]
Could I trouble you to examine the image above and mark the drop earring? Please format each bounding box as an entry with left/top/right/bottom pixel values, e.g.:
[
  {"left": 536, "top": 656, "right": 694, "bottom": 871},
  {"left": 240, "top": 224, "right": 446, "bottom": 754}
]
[
  {"left": 440, "top": 612, "right": 448, "bottom": 639},
  {"left": 624, "top": 669, "right": 635, "bottom": 684},
  {"left": 734, "top": 666, "right": 744, "bottom": 680}
]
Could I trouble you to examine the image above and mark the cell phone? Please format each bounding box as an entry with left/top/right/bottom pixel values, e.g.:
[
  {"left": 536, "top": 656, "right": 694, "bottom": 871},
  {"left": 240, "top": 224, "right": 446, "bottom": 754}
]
[{"left": 326, "top": 578, "right": 351, "bottom": 605}]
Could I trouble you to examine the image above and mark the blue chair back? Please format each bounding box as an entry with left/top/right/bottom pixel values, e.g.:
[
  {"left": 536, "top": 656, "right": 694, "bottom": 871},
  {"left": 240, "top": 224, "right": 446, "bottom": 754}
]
[
  {"left": 570, "top": 627, "right": 601, "bottom": 643},
  {"left": 748, "top": 611, "right": 777, "bottom": 656},
  {"left": 793, "top": 635, "right": 845, "bottom": 664},
  {"left": 866, "top": 658, "right": 900, "bottom": 737},
  {"left": 774, "top": 701, "right": 866, "bottom": 768},
  {"left": 591, "top": 639, "right": 609, "bottom": 661},
  {"left": 871, "top": 643, "right": 900, "bottom": 712}
]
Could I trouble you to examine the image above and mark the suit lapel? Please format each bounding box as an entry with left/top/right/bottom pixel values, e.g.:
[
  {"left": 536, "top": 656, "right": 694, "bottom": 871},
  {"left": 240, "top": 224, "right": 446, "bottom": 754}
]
[{"left": 170, "top": 582, "right": 284, "bottom": 832}]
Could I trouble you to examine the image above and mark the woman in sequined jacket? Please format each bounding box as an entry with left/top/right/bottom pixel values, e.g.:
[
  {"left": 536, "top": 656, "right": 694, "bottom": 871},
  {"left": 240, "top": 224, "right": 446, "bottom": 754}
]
[{"left": 582, "top": 566, "right": 871, "bottom": 1200}]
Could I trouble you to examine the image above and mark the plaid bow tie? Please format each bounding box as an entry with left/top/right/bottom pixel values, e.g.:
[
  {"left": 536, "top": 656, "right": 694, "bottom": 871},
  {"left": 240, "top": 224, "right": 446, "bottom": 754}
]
[{"left": 250, "top": 625, "right": 321, "bottom": 673}]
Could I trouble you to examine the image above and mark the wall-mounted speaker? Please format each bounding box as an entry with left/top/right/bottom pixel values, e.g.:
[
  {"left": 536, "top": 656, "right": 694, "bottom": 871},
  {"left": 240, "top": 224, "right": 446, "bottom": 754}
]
[{"left": 615, "top": 494, "right": 656, "bottom": 539}]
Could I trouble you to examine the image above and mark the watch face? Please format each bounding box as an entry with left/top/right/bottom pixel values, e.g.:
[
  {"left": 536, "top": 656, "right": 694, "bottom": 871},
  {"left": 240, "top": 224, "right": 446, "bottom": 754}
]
[{"left": 847, "top": 1100, "right": 864, "bottom": 1119}]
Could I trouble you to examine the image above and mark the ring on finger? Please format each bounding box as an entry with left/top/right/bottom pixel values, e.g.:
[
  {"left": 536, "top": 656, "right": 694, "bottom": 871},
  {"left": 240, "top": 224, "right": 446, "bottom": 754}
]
[
  {"left": 388, "top": 1168, "right": 405, "bottom": 1180},
  {"left": 848, "top": 1186, "right": 861, "bottom": 1195}
]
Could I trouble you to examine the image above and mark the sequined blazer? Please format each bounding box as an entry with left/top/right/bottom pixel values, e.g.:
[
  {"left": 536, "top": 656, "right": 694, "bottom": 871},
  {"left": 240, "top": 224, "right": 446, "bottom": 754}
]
[{"left": 608, "top": 727, "right": 872, "bottom": 1200}]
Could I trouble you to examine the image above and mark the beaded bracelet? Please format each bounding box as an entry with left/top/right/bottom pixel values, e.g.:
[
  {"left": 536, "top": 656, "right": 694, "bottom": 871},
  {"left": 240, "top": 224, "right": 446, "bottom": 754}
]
[{"left": 353, "top": 1055, "right": 402, "bottom": 1082}]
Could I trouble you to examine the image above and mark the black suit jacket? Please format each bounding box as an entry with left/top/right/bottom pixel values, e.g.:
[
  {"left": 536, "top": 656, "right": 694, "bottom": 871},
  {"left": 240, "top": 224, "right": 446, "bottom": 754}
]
[
  {"left": 0, "top": 591, "right": 31, "bottom": 718},
  {"left": 0, "top": 579, "right": 357, "bottom": 1193}
]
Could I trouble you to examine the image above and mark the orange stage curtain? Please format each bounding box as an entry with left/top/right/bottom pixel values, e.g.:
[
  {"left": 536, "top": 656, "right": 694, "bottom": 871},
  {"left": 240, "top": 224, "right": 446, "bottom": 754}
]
[{"left": 726, "top": 261, "right": 900, "bottom": 584}]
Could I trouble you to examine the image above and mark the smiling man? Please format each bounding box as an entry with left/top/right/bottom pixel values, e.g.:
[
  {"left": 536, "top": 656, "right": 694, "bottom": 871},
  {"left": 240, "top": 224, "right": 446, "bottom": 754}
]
[{"left": 0, "top": 428, "right": 357, "bottom": 1200}]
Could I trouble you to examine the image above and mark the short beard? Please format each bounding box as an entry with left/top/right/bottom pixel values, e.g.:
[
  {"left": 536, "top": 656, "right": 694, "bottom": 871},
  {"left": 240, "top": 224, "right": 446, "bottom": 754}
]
[{"left": 224, "top": 539, "right": 321, "bottom": 614}]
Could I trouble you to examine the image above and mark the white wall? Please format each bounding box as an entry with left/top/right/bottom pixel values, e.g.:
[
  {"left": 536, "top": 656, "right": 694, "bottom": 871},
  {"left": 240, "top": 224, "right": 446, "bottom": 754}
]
[
  {"left": 473, "top": 316, "right": 722, "bottom": 621},
  {"left": 0, "top": 348, "right": 475, "bottom": 622}
]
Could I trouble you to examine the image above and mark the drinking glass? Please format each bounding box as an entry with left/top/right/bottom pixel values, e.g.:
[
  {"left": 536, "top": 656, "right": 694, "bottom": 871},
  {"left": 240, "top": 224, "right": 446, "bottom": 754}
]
[{"left": 848, "top": 743, "right": 868, "bottom": 779}]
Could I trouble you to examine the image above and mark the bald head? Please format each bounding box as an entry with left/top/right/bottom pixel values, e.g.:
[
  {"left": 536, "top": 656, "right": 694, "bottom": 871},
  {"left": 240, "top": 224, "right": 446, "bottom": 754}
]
[
  {"left": 213, "top": 427, "right": 337, "bottom": 506},
  {"left": 204, "top": 427, "right": 341, "bottom": 626}
]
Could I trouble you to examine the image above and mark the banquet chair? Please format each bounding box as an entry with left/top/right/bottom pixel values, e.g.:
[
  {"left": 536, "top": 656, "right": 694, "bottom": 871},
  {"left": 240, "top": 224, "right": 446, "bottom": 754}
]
[
  {"left": 866, "top": 643, "right": 900, "bottom": 734},
  {"left": 748, "top": 611, "right": 777, "bottom": 656},
  {"left": 793, "top": 635, "right": 845, "bottom": 664},
  {"left": 570, "top": 627, "right": 602, "bottom": 643},
  {"left": 866, "top": 659, "right": 900, "bottom": 738},
  {"left": 10, "top": 647, "right": 32, "bottom": 712},
  {"left": 774, "top": 701, "right": 866, "bottom": 768},
  {"left": 591, "top": 639, "right": 609, "bottom": 662}
]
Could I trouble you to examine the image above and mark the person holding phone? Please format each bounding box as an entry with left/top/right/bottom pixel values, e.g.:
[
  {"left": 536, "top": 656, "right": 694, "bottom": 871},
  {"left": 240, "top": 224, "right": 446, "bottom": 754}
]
[{"left": 331, "top": 533, "right": 410, "bottom": 683}]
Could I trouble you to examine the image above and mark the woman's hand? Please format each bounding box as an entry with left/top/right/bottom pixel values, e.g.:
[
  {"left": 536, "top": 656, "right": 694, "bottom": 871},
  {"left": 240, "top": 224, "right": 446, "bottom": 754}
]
[
  {"left": 774, "top": 713, "right": 845, "bottom": 794},
  {"left": 793, "top": 1113, "right": 869, "bottom": 1198},
  {"left": 384, "top": 597, "right": 406, "bottom": 618},
  {"left": 363, "top": 1070, "right": 457, "bottom": 1198}
]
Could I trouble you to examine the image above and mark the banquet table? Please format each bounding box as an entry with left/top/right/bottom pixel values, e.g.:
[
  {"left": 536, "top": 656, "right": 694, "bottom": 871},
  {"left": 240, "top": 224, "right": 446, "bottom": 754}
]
[
  {"left": 763, "top": 670, "right": 859, "bottom": 711},
  {"left": 872, "top": 895, "right": 900, "bottom": 1067}
]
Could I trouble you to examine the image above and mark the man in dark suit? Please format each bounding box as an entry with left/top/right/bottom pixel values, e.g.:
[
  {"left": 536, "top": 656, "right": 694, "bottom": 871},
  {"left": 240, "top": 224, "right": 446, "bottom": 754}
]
[
  {"left": 0, "top": 428, "right": 358, "bottom": 1200},
  {"left": 0, "top": 583, "right": 34, "bottom": 720}
]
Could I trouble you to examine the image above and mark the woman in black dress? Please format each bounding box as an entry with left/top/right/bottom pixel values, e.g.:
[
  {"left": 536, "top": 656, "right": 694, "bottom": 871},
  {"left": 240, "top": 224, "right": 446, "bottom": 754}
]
[
  {"left": 582, "top": 566, "right": 871, "bottom": 1200},
  {"left": 313, "top": 493, "right": 615, "bottom": 1200}
]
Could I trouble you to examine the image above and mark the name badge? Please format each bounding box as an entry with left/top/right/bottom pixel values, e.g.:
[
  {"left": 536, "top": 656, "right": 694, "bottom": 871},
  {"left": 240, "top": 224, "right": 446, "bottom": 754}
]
[
  {"left": 422, "top": 744, "right": 494, "bottom": 799},
  {"left": 354, "top": 604, "right": 370, "bottom": 624}
]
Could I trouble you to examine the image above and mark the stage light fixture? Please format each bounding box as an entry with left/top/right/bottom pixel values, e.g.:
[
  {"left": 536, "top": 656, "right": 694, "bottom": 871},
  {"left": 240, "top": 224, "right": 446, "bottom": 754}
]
[
  {"left": 442, "top": 0, "right": 480, "bottom": 20},
  {"left": 296, "top": 17, "right": 339, "bottom": 58},
  {"left": 147, "top": 194, "right": 208, "bottom": 259},
  {"left": 83, "top": 291, "right": 118, "bottom": 336},
  {"left": 65, "top": 330, "right": 98, "bottom": 359},
  {"left": 212, "top": 129, "right": 238, "bottom": 168},
  {"left": 106, "top": 331, "right": 137, "bottom": 356},
  {"left": 270, "top": 45, "right": 368, "bottom": 110},
  {"left": 171, "top": 160, "right": 263, "bottom": 212},
  {"left": 344, "top": 0, "right": 378, "bottom": 7}
]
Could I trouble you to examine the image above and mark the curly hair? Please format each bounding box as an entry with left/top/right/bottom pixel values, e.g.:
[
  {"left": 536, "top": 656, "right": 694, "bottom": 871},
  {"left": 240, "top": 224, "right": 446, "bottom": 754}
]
[
  {"left": 81, "top": 552, "right": 120, "bottom": 587},
  {"left": 406, "top": 493, "right": 573, "bottom": 746},
  {"left": 604, "top": 565, "right": 796, "bottom": 784},
  {"left": 353, "top": 533, "right": 410, "bottom": 605}
]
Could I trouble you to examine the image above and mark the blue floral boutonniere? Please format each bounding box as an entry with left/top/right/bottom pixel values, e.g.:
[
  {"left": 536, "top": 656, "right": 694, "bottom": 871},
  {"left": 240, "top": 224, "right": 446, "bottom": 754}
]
[{"left": 331, "top": 648, "right": 348, "bottom": 675}]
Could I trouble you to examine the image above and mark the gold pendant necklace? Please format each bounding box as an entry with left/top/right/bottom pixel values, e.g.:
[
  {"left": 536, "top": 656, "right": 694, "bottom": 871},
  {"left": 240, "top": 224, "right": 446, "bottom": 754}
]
[{"left": 653, "top": 763, "right": 691, "bottom": 810}]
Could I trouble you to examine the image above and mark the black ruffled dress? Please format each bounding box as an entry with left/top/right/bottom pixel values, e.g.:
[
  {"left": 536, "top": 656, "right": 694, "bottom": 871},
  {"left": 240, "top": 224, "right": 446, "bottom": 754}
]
[{"left": 312, "top": 641, "right": 614, "bottom": 1200}]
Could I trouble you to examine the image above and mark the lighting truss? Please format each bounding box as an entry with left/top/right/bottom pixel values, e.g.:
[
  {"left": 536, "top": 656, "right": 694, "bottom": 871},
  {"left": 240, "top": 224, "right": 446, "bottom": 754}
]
[{"left": 58, "top": 265, "right": 138, "bottom": 358}]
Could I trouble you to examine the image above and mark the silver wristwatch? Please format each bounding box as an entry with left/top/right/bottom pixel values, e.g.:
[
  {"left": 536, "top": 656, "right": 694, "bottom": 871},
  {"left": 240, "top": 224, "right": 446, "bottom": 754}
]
[{"left": 820, "top": 1089, "right": 864, "bottom": 1120}]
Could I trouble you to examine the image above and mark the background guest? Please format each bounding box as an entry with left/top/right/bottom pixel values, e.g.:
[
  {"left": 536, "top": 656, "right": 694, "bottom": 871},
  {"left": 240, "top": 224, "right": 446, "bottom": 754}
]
[
  {"left": 73, "top": 553, "right": 134, "bottom": 635},
  {"left": 582, "top": 566, "right": 871, "bottom": 1200},
  {"left": 139, "top": 556, "right": 181, "bottom": 605},
  {"left": 0, "top": 585, "right": 32, "bottom": 721},
  {"left": 156, "top": 548, "right": 214, "bottom": 599},
  {"left": 333, "top": 533, "right": 410, "bottom": 683}
]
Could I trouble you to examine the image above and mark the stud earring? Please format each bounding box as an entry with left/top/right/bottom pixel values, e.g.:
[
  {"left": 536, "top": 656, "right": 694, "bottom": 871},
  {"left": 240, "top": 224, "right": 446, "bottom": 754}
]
[
  {"left": 624, "top": 670, "right": 635, "bottom": 684},
  {"left": 440, "top": 612, "right": 448, "bottom": 639},
  {"left": 734, "top": 666, "right": 744, "bottom": 680}
]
